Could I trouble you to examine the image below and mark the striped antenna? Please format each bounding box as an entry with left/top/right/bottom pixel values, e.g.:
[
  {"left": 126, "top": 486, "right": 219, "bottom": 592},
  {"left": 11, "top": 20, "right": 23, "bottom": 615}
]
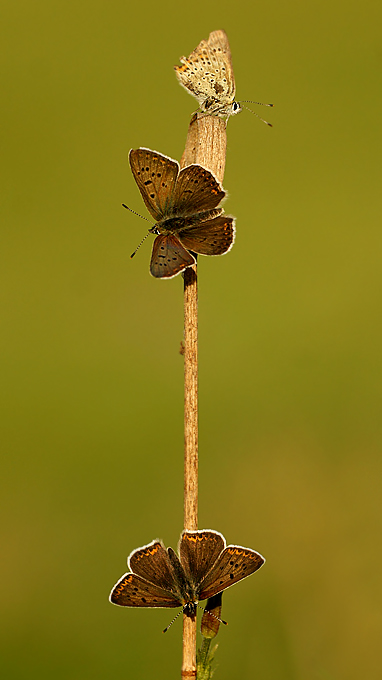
[
  {"left": 129, "top": 231, "right": 151, "bottom": 259},
  {"left": 198, "top": 602, "right": 228, "bottom": 625},
  {"left": 162, "top": 604, "right": 227, "bottom": 634},
  {"left": 239, "top": 100, "right": 274, "bottom": 107},
  {"left": 238, "top": 101, "right": 274, "bottom": 127},
  {"left": 162, "top": 609, "right": 183, "bottom": 633},
  {"left": 122, "top": 203, "right": 151, "bottom": 221},
  {"left": 122, "top": 203, "right": 155, "bottom": 258}
]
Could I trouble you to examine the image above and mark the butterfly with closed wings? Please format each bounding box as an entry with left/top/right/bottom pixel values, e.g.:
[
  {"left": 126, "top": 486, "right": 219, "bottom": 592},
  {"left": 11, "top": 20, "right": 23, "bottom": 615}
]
[{"left": 174, "top": 29, "right": 273, "bottom": 124}]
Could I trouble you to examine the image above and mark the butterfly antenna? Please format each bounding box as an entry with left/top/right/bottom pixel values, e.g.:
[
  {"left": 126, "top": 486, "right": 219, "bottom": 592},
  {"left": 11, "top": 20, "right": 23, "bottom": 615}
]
[
  {"left": 240, "top": 104, "right": 273, "bottom": 127},
  {"left": 129, "top": 231, "right": 151, "bottom": 259},
  {"left": 162, "top": 609, "right": 183, "bottom": 633},
  {"left": 122, "top": 204, "right": 156, "bottom": 259},
  {"left": 122, "top": 203, "right": 151, "bottom": 222},
  {"left": 197, "top": 603, "right": 228, "bottom": 626},
  {"left": 239, "top": 100, "right": 274, "bottom": 108}
]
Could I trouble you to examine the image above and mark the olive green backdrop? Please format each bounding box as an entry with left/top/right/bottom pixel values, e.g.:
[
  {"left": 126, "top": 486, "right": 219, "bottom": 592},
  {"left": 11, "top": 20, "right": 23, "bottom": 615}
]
[{"left": 1, "top": 1, "right": 381, "bottom": 678}]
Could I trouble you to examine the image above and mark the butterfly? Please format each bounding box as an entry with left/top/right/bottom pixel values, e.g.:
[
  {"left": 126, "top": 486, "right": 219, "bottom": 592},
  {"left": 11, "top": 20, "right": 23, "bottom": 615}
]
[
  {"left": 128, "top": 147, "right": 235, "bottom": 278},
  {"left": 174, "top": 30, "right": 273, "bottom": 124},
  {"left": 175, "top": 30, "right": 239, "bottom": 119},
  {"left": 109, "top": 529, "right": 265, "bottom": 621}
]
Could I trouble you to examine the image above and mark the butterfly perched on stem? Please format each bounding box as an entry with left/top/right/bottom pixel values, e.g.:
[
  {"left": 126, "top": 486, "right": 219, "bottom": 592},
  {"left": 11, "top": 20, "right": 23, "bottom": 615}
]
[
  {"left": 109, "top": 529, "right": 265, "bottom": 625},
  {"left": 175, "top": 29, "right": 239, "bottom": 119},
  {"left": 175, "top": 30, "right": 273, "bottom": 124},
  {"left": 128, "top": 148, "right": 235, "bottom": 279}
]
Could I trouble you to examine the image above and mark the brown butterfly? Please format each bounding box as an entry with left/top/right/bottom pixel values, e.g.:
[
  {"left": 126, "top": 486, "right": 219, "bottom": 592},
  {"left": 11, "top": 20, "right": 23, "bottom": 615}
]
[
  {"left": 109, "top": 529, "right": 265, "bottom": 623},
  {"left": 128, "top": 148, "right": 235, "bottom": 279}
]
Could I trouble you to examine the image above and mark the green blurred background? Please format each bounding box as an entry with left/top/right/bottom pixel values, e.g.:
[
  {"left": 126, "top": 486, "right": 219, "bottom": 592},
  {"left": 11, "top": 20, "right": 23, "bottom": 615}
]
[{"left": 1, "top": 0, "right": 381, "bottom": 678}]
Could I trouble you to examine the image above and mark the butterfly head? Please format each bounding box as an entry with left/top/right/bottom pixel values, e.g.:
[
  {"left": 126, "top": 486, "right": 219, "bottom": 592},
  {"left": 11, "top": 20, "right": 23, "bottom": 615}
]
[
  {"left": 231, "top": 101, "right": 242, "bottom": 115},
  {"left": 182, "top": 600, "right": 198, "bottom": 618}
]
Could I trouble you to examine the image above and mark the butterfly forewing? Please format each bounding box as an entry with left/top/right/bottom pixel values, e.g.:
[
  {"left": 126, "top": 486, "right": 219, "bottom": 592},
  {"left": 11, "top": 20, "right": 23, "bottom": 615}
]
[
  {"left": 179, "top": 530, "right": 225, "bottom": 590},
  {"left": 174, "top": 165, "right": 226, "bottom": 215},
  {"left": 129, "top": 148, "right": 179, "bottom": 221},
  {"left": 128, "top": 540, "right": 177, "bottom": 592},
  {"left": 197, "top": 545, "right": 265, "bottom": 600},
  {"left": 150, "top": 233, "right": 195, "bottom": 278},
  {"left": 179, "top": 216, "right": 235, "bottom": 255},
  {"left": 110, "top": 572, "right": 181, "bottom": 608},
  {"left": 205, "top": 29, "right": 236, "bottom": 101}
]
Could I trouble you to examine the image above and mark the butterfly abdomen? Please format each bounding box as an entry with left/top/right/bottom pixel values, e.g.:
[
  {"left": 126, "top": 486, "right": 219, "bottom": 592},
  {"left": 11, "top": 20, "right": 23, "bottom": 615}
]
[
  {"left": 158, "top": 208, "right": 225, "bottom": 236},
  {"left": 167, "top": 547, "right": 197, "bottom": 605}
]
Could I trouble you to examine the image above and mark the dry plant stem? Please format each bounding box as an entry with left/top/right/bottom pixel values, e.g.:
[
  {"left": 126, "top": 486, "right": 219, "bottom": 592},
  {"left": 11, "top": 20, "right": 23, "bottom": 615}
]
[
  {"left": 183, "top": 263, "right": 198, "bottom": 534},
  {"left": 180, "top": 113, "right": 227, "bottom": 680},
  {"left": 181, "top": 113, "right": 227, "bottom": 183}
]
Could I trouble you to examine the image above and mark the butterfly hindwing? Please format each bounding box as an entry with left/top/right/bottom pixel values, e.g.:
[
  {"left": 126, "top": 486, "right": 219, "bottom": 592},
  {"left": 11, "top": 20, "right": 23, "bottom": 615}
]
[
  {"left": 109, "top": 572, "right": 181, "bottom": 608},
  {"left": 173, "top": 165, "right": 225, "bottom": 215},
  {"left": 178, "top": 215, "right": 235, "bottom": 255},
  {"left": 197, "top": 545, "right": 265, "bottom": 600},
  {"left": 174, "top": 42, "right": 213, "bottom": 106},
  {"left": 129, "top": 148, "right": 179, "bottom": 221},
  {"left": 150, "top": 233, "right": 195, "bottom": 278}
]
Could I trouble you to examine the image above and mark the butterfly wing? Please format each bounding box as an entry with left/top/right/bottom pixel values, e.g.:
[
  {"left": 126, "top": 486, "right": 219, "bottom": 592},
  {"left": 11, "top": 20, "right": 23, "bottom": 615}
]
[
  {"left": 206, "top": 30, "right": 236, "bottom": 101},
  {"left": 173, "top": 165, "right": 225, "bottom": 216},
  {"left": 179, "top": 530, "right": 226, "bottom": 591},
  {"left": 197, "top": 545, "right": 265, "bottom": 600},
  {"left": 128, "top": 540, "right": 178, "bottom": 593},
  {"left": 150, "top": 233, "right": 195, "bottom": 278},
  {"left": 174, "top": 30, "right": 235, "bottom": 114},
  {"left": 129, "top": 148, "right": 179, "bottom": 221},
  {"left": 174, "top": 38, "right": 214, "bottom": 107},
  {"left": 178, "top": 215, "right": 235, "bottom": 256},
  {"left": 109, "top": 572, "right": 181, "bottom": 608}
]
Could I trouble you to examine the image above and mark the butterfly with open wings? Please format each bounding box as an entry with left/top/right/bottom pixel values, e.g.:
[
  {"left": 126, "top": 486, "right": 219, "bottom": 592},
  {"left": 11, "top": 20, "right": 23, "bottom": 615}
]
[
  {"left": 110, "top": 529, "right": 265, "bottom": 623},
  {"left": 128, "top": 147, "right": 235, "bottom": 279}
]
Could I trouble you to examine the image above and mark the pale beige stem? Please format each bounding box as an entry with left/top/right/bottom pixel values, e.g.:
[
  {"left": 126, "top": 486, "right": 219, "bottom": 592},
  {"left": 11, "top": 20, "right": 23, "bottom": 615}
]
[{"left": 181, "top": 113, "right": 227, "bottom": 680}]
